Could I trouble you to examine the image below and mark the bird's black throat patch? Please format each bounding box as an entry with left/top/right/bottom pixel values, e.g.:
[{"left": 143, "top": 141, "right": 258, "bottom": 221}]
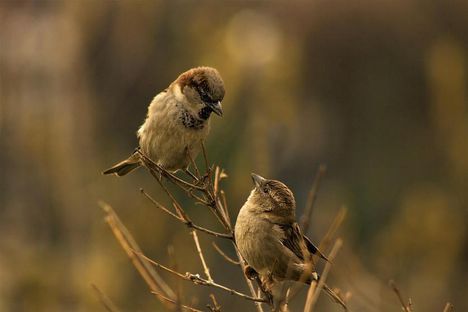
[
  {"left": 198, "top": 106, "right": 213, "bottom": 120},
  {"left": 180, "top": 107, "right": 211, "bottom": 129}
]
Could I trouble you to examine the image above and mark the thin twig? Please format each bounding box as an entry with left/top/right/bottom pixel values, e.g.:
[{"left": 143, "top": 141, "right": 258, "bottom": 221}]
[
  {"left": 287, "top": 207, "right": 347, "bottom": 304},
  {"left": 199, "top": 142, "right": 232, "bottom": 231},
  {"left": 305, "top": 238, "right": 345, "bottom": 311},
  {"left": 300, "top": 164, "right": 327, "bottom": 233},
  {"left": 191, "top": 230, "right": 213, "bottom": 282},
  {"left": 99, "top": 202, "right": 176, "bottom": 308},
  {"left": 443, "top": 302, "right": 454, "bottom": 312},
  {"left": 138, "top": 150, "right": 205, "bottom": 191},
  {"left": 190, "top": 224, "right": 232, "bottom": 239},
  {"left": 234, "top": 246, "right": 266, "bottom": 312},
  {"left": 303, "top": 280, "right": 318, "bottom": 312},
  {"left": 133, "top": 250, "right": 267, "bottom": 303},
  {"left": 389, "top": 280, "right": 412, "bottom": 312},
  {"left": 219, "top": 190, "right": 231, "bottom": 226},
  {"left": 209, "top": 293, "right": 222, "bottom": 312},
  {"left": 167, "top": 245, "right": 184, "bottom": 312},
  {"left": 118, "top": 147, "right": 264, "bottom": 311},
  {"left": 318, "top": 206, "right": 347, "bottom": 256},
  {"left": 152, "top": 291, "right": 204, "bottom": 312},
  {"left": 187, "top": 149, "right": 201, "bottom": 179},
  {"left": 214, "top": 167, "right": 221, "bottom": 196},
  {"left": 212, "top": 242, "right": 240, "bottom": 265},
  {"left": 141, "top": 189, "right": 232, "bottom": 239},
  {"left": 201, "top": 141, "right": 210, "bottom": 175},
  {"left": 141, "top": 188, "right": 181, "bottom": 220},
  {"left": 91, "top": 284, "right": 121, "bottom": 312}
]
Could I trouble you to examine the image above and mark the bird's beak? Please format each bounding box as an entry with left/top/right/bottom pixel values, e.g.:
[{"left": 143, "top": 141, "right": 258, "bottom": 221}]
[
  {"left": 251, "top": 173, "right": 266, "bottom": 188},
  {"left": 207, "top": 101, "right": 223, "bottom": 117}
]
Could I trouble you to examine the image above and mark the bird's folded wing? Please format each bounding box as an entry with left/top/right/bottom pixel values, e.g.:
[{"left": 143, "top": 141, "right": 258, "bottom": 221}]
[
  {"left": 277, "top": 222, "right": 329, "bottom": 262},
  {"left": 276, "top": 222, "right": 310, "bottom": 261}
]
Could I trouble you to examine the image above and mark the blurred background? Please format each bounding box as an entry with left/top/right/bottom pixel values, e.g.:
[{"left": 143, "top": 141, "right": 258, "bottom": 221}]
[{"left": 1, "top": 1, "right": 467, "bottom": 311}]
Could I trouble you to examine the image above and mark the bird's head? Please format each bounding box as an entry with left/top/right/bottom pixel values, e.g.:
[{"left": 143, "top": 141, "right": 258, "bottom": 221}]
[
  {"left": 176, "top": 66, "right": 225, "bottom": 118},
  {"left": 247, "top": 173, "right": 296, "bottom": 218}
]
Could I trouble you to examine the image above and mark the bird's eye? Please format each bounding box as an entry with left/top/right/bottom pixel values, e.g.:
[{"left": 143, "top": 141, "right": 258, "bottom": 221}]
[
  {"left": 198, "top": 87, "right": 210, "bottom": 101},
  {"left": 262, "top": 187, "right": 269, "bottom": 193}
]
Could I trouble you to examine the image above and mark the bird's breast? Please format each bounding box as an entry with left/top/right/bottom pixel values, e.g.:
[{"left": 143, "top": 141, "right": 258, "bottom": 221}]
[
  {"left": 137, "top": 93, "right": 210, "bottom": 171},
  {"left": 235, "top": 208, "right": 280, "bottom": 274}
]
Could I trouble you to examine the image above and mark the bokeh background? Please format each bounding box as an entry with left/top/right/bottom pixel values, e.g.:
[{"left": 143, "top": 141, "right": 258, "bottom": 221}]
[{"left": 1, "top": 1, "right": 467, "bottom": 311}]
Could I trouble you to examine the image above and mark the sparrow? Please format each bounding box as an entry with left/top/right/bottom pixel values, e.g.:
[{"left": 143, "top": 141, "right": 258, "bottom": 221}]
[
  {"left": 103, "top": 66, "right": 225, "bottom": 176},
  {"left": 235, "top": 174, "right": 348, "bottom": 309},
  {"left": 235, "top": 173, "right": 327, "bottom": 286}
]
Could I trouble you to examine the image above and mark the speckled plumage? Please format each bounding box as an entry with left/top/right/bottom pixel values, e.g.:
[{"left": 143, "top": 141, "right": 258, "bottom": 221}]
[
  {"left": 235, "top": 174, "right": 323, "bottom": 284},
  {"left": 137, "top": 86, "right": 211, "bottom": 171},
  {"left": 103, "top": 67, "right": 224, "bottom": 176}
]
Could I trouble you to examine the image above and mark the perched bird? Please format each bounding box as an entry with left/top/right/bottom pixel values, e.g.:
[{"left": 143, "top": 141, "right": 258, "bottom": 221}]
[
  {"left": 235, "top": 173, "right": 327, "bottom": 286},
  {"left": 235, "top": 174, "right": 347, "bottom": 309},
  {"left": 103, "top": 66, "right": 225, "bottom": 176}
]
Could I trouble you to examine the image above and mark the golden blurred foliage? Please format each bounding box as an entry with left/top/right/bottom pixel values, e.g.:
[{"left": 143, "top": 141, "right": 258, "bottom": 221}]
[{"left": 1, "top": 1, "right": 467, "bottom": 311}]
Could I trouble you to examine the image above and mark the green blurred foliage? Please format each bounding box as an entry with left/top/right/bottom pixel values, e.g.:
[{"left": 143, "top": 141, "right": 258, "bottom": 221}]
[{"left": 1, "top": 1, "right": 467, "bottom": 311}]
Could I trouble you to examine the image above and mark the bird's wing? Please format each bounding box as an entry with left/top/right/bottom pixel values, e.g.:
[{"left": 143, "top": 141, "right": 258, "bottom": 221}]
[
  {"left": 277, "top": 222, "right": 310, "bottom": 261},
  {"left": 277, "top": 223, "right": 329, "bottom": 262},
  {"left": 302, "top": 234, "right": 329, "bottom": 262}
]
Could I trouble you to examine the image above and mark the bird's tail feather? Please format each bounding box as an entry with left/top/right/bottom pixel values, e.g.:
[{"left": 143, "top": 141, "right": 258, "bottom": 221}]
[{"left": 103, "top": 152, "right": 141, "bottom": 176}]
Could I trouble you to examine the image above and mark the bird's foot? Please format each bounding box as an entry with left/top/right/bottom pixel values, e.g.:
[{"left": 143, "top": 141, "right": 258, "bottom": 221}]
[
  {"left": 183, "top": 169, "right": 211, "bottom": 189},
  {"left": 244, "top": 265, "right": 259, "bottom": 280}
]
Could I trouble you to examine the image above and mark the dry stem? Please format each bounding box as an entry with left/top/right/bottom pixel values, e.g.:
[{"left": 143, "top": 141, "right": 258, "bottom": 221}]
[
  {"left": 99, "top": 202, "right": 176, "bottom": 309},
  {"left": 300, "top": 164, "right": 327, "bottom": 233},
  {"left": 91, "top": 284, "right": 121, "bottom": 312},
  {"left": 133, "top": 250, "right": 268, "bottom": 303},
  {"left": 191, "top": 230, "right": 213, "bottom": 282},
  {"left": 140, "top": 189, "right": 232, "bottom": 239},
  {"left": 304, "top": 238, "right": 345, "bottom": 311},
  {"left": 212, "top": 242, "right": 240, "bottom": 265},
  {"left": 443, "top": 302, "right": 454, "bottom": 312},
  {"left": 152, "top": 291, "right": 204, "bottom": 312},
  {"left": 389, "top": 280, "right": 412, "bottom": 312}
]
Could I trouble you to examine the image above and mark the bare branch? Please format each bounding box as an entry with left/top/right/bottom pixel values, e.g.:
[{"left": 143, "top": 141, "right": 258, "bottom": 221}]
[
  {"left": 209, "top": 294, "right": 222, "bottom": 312},
  {"left": 91, "top": 284, "right": 121, "bottom": 312},
  {"left": 443, "top": 302, "right": 454, "bottom": 312},
  {"left": 140, "top": 188, "right": 182, "bottom": 220},
  {"left": 187, "top": 148, "right": 201, "bottom": 179},
  {"left": 212, "top": 242, "right": 240, "bottom": 265},
  {"left": 138, "top": 150, "right": 205, "bottom": 191},
  {"left": 189, "top": 224, "right": 232, "bottom": 239},
  {"left": 234, "top": 246, "right": 266, "bottom": 312},
  {"left": 389, "top": 280, "right": 412, "bottom": 312},
  {"left": 300, "top": 164, "right": 327, "bottom": 232},
  {"left": 305, "top": 238, "right": 346, "bottom": 311},
  {"left": 219, "top": 190, "right": 231, "bottom": 226},
  {"left": 191, "top": 230, "right": 213, "bottom": 282},
  {"left": 303, "top": 280, "right": 318, "bottom": 312},
  {"left": 99, "top": 202, "right": 176, "bottom": 308},
  {"left": 287, "top": 206, "right": 348, "bottom": 304},
  {"left": 214, "top": 166, "right": 221, "bottom": 196},
  {"left": 152, "top": 291, "right": 204, "bottom": 312},
  {"left": 141, "top": 189, "right": 232, "bottom": 239},
  {"left": 318, "top": 206, "right": 347, "bottom": 257},
  {"left": 107, "top": 148, "right": 267, "bottom": 312},
  {"left": 201, "top": 140, "right": 210, "bottom": 175},
  {"left": 133, "top": 250, "right": 267, "bottom": 303}
]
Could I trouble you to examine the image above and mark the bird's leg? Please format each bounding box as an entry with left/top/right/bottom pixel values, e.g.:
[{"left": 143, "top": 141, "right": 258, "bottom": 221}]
[
  {"left": 256, "top": 274, "right": 274, "bottom": 306},
  {"left": 242, "top": 266, "right": 273, "bottom": 305},
  {"left": 184, "top": 168, "right": 199, "bottom": 183},
  {"left": 184, "top": 148, "right": 208, "bottom": 187}
]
